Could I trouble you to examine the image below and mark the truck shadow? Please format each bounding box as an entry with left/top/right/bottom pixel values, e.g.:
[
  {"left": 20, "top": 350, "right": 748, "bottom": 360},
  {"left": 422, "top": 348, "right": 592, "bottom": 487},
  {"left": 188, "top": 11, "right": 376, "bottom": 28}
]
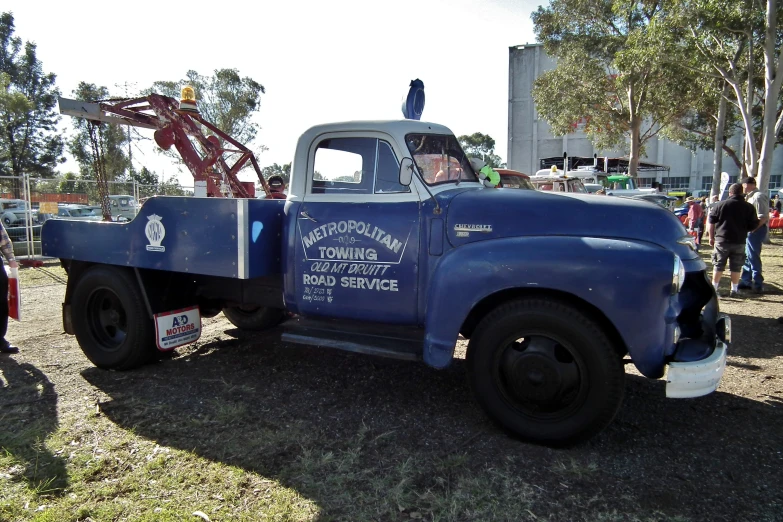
[
  {"left": 0, "top": 357, "right": 68, "bottom": 496},
  {"left": 723, "top": 312, "right": 783, "bottom": 359},
  {"left": 80, "top": 334, "right": 783, "bottom": 520}
]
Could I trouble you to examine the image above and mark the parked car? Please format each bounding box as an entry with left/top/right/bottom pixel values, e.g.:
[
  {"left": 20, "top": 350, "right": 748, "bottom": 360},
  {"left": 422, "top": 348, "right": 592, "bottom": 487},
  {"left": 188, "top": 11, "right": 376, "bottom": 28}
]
[
  {"left": 108, "top": 195, "right": 140, "bottom": 220},
  {"left": 40, "top": 205, "right": 102, "bottom": 222},
  {"left": 84, "top": 205, "right": 132, "bottom": 222},
  {"left": 673, "top": 204, "right": 689, "bottom": 217},
  {"left": 630, "top": 194, "right": 679, "bottom": 210},
  {"left": 0, "top": 199, "right": 39, "bottom": 227},
  {"left": 495, "top": 169, "right": 535, "bottom": 190},
  {"left": 605, "top": 175, "right": 657, "bottom": 196}
]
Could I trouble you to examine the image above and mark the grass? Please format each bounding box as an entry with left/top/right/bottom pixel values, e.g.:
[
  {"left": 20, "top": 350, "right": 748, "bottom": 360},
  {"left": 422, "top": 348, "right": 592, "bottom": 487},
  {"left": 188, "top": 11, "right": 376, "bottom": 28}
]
[
  {"left": 1, "top": 402, "right": 696, "bottom": 522},
  {"left": 15, "top": 262, "right": 66, "bottom": 287},
  {"left": 9, "top": 246, "right": 783, "bottom": 520}
]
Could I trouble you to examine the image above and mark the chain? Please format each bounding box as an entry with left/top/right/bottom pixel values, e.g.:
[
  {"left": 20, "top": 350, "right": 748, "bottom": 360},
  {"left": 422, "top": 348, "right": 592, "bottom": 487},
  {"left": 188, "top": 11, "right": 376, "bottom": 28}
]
[{"left": 87, "top": 121, "right": 112, "bottom": 221}]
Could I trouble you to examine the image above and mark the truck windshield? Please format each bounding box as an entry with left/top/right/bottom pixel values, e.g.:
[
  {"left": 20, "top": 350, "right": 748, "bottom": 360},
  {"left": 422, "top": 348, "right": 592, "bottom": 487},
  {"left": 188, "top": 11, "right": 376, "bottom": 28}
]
[
  {"left": 569, "top": 180, "right": 587, "bottom": 193},
  {"left": 405, "top": 134, "right": 477, "bottom": 185}
]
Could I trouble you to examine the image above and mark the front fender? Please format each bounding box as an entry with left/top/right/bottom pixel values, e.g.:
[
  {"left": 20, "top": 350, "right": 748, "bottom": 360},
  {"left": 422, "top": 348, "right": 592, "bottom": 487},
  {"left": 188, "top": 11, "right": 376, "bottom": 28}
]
[{"left": 424, "top": 236, "right": 679, "bottom": 378}]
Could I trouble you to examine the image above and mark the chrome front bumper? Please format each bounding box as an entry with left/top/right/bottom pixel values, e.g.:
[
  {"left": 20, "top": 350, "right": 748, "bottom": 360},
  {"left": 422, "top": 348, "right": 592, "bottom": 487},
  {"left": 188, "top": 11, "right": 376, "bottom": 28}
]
[{"left": 665, "top": 314, "right": 730, "bottom": 399}]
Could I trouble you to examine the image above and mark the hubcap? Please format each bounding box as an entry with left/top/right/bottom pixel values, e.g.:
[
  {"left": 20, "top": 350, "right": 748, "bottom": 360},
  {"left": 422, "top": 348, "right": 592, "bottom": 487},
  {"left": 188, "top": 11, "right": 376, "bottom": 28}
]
[
  {"left": 496, "top": 336, "right": 585, "bottom": 419},
  {"left": 87, "top": 289, "right": 128, "bottom": 351}
]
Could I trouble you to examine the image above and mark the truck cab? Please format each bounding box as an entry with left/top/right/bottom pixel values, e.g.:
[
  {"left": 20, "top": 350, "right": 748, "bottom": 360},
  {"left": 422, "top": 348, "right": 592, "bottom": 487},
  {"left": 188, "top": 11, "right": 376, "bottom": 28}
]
[{"left": 42, "top": 120, "right": 730, "bottom": 446}]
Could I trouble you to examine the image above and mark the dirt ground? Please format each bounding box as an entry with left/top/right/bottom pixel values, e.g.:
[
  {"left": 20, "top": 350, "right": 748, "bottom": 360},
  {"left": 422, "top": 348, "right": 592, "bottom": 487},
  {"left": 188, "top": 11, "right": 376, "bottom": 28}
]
[{"left": 2, "top": 243, "right": 783, "bottom": 521}]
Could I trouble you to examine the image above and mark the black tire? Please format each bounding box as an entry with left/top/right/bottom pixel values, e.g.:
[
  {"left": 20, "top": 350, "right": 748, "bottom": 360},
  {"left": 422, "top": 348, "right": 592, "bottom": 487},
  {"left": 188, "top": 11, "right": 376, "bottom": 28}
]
[
  {"left": 71, "top": 266, "right": 155, "bottom": 370},
  {"left": 467, "top": 298, "right": 625, "bottom": 446},
  {"left": 222, "top": 306, "right": 285, "bottom": 331}
]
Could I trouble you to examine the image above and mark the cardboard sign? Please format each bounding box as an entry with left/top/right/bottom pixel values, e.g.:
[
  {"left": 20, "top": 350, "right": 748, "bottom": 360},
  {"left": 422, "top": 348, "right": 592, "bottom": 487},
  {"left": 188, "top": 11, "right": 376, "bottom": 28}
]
[
  {"left": 154, "top": 306, "right": 201, "bottom": 351},
  {"left": 6, "top": 266, "right": 20, "bottom": 321},
  {"left": 39, "top": 202, "right": 58, "bottom": 214}
]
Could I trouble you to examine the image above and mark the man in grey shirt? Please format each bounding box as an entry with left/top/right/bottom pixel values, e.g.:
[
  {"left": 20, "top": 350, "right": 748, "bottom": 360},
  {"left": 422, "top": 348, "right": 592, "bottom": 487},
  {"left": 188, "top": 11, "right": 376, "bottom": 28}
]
[{"left": 739, "top": 177, "right": 769, "bottom": 293}]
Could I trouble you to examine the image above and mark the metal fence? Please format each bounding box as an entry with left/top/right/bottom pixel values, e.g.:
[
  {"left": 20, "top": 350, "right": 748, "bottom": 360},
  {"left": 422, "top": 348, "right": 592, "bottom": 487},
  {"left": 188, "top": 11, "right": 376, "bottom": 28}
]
[{"left": 0, "top": 174, "right": 194, "bottom": 259}]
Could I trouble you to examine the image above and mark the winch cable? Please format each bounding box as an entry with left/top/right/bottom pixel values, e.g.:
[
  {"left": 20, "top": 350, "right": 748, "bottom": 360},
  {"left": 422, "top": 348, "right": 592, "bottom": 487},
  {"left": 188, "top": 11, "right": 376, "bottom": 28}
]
[{"left": 87, "top": 121, "right": 113, "bottom": 221}]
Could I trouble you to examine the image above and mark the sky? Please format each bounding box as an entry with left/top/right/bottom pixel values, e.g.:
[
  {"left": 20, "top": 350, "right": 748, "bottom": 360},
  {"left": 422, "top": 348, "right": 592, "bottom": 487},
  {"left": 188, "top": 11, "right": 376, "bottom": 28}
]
[{"left": 6, "top": 0, "right": 541, "bottom": 187}]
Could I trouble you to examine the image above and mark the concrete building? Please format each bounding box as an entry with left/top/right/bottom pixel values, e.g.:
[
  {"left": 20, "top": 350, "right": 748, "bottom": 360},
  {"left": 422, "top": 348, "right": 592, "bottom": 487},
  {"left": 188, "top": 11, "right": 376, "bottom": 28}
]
[{"left": 507, "top": 44, "right": 783, "bottom": 193}]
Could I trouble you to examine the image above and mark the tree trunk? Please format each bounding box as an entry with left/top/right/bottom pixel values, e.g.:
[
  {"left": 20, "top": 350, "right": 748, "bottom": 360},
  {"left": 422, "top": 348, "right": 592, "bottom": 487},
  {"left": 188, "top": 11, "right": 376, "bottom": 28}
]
[
  {"left": 628, "top": 118, "right": 641, "bottom": 178},
  {"left": 730, "top": 77, "right": 759, "bottom": 178},
  {"left": 745, "top": 29, "right": 754, "bottom": 177},
  {"left": 627, "top": 84, "right": 640, "bottom": 178},
  {"left": 756, "top": 0, "right": 783, "bottom": 193},
  {"left": 712, "top": 83, "right": 729, "bottom": 197}
]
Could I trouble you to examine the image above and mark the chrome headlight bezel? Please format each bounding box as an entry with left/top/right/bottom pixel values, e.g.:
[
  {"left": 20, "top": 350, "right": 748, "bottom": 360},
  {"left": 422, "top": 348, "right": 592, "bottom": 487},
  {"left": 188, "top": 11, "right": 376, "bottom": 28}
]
[{"left": 672, "top": 255, "right": 686, "bottom": 294}]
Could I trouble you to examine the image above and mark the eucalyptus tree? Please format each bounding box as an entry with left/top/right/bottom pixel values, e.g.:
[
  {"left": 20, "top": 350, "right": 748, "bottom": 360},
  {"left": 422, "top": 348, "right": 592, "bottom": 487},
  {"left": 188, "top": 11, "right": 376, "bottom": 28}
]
[
  {"left": 531, "top": 0, "right": 701, "bottom": 177},
  {"left": 673, "top": 0, "right": 783, "bottom": 192},
  {"left": 458, "top": 133, "right": 505, "bottom": 168},
  {"left": 67, "top": 82, "right": 130, "bottom": 182},
  {"left": 0, "top": 12, "right": 64, "bottom": 197}
]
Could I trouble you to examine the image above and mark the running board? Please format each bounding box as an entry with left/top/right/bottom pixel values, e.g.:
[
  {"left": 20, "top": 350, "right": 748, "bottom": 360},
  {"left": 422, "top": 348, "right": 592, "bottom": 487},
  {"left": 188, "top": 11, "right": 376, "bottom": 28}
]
[{"left": 281, "top": 317, "right": 423, "bottom": 361}]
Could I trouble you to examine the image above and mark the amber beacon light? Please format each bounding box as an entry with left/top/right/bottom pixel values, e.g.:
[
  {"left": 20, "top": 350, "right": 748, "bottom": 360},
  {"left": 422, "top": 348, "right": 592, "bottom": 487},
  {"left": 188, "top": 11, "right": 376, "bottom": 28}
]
[{"left": 179, "top": 85, "right": 199, "bottom": 114}]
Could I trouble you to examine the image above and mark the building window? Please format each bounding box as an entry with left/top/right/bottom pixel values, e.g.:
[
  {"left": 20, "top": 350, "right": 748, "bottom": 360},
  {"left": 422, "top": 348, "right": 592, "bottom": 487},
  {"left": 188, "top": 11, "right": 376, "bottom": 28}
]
[
  {"left": 637, "top": 177, "right": 656, "bottom": 188},
  {"left": 770, "top": 175, "right": 782, "bottom": 189},
  {"left": 665, "top": 176, "right": 690, "bottom": 189},
  {"left": 701, "top": 176, "right": 713, "bottom": 190},
  {"left": 728, "top": 175, "right": 738, "bottom": 184}
]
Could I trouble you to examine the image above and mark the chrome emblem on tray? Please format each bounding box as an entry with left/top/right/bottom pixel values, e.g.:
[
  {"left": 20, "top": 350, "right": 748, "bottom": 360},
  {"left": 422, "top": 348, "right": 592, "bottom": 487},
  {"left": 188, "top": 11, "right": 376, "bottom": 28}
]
[{"left": 145, "top": 214, "right": 166, "bottom": 252}]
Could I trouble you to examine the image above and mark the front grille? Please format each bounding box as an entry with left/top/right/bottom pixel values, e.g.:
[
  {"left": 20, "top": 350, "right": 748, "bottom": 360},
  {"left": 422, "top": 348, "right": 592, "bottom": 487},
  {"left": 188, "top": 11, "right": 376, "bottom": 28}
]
[{"left": 677, "top": 271, "right": 716, "bottom": 345}]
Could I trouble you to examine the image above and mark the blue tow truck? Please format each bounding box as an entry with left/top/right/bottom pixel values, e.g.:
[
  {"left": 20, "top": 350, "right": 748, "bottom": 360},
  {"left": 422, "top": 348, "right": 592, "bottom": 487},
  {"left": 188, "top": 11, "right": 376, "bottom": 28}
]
[{"left": 42, "top": 119, "right": 730, "bottom": 445}]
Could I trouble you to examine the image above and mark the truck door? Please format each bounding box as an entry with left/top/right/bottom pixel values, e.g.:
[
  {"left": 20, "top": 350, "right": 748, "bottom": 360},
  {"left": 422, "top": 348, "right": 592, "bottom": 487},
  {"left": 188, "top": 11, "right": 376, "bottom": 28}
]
[{"left": 294, "top": 134, "right": 420, "bottom": 324}]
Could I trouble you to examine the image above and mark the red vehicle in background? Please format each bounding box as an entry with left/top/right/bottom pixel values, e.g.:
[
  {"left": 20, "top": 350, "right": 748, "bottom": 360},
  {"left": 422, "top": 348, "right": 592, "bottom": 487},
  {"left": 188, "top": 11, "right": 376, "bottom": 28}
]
[{"left": 495, "top": 169, "right": 535, "bottom": 190}]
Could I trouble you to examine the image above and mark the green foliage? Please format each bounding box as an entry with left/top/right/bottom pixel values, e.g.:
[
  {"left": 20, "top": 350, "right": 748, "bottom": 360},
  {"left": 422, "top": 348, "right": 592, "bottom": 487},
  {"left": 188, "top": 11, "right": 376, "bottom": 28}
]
[
  {"left": 67, "top": 82, "right": 130, "bottom": 182},
  {"left": 57, "top": 171, "right": 78, "bottom": 193},
  {"left": 666, "top": 0, "right": 781, "bottom": 189},
  {"left": 531, "top": 0, "right": 701, "bottom": 176},
  {"left": 149, "top": 69, "right": 265, "bottom": 148},
  {"left": 457, "top": 133, "right": 505, "bottom": 168},
  {"left": 129, "top": 166, "right": 158, "bottom": 186},
  {"left": 0, "top": 12, "right": 64, "bottom": 196},
  {"left": 262, "top": 162, "right": 291, "bottom": 184},
  {"left": 659, "top": 76, "right": 745, "bottom": 171}
]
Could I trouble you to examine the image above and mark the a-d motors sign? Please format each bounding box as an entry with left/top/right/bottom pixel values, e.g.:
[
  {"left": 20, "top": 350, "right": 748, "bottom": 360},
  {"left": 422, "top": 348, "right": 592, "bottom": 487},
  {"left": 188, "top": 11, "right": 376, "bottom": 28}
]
[{"left": 154, "top": 306, "right": 201, "bottom": 351}]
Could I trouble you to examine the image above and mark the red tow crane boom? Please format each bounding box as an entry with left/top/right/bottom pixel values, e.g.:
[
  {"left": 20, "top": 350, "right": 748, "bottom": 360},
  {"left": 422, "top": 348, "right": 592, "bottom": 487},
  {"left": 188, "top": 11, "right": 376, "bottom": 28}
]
[{"left": 58, "top": 93, "right": 271, "bottom": 200}]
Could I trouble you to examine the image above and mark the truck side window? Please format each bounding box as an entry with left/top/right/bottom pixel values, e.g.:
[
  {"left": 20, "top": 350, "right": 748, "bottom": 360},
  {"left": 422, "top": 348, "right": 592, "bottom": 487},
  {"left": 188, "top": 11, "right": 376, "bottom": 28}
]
[
  {"left": 375, "top": 141, "right": 409, "bottom": 194},
  {"left": 311, "top": 138, "right": 374, "bottom": 195}
]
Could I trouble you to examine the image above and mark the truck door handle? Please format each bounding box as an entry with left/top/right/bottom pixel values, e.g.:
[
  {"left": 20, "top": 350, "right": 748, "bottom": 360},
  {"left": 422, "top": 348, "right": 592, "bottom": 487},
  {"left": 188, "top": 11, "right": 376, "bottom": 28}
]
[{"left": 300, "top": 211, "right": 318, "bottom": 222}]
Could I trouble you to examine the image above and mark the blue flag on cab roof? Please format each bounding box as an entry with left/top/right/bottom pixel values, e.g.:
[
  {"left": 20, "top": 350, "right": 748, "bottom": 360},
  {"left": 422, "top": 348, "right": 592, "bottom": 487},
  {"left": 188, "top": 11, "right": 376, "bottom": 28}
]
[{"left": 402, "top": 79, "right": 425, "bottom": 120}]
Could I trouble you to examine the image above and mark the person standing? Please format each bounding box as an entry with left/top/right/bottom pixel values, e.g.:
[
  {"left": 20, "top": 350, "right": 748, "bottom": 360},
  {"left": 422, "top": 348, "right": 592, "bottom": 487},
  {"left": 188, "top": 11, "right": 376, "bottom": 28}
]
[
  {"left": 685, "top": 196, "right": 704, "bottom": 251},
  {"left": 0, "top": 221, "right": 19, "bottom": 353},
  {"left": 706, "top": 194, "right": 720, "bottom": 219},
  {"left": 739, "top": 177, "right": 769, "bottom": 293},
  {"left": 707, "top": 183, "right": 759, "bottom": 297}
]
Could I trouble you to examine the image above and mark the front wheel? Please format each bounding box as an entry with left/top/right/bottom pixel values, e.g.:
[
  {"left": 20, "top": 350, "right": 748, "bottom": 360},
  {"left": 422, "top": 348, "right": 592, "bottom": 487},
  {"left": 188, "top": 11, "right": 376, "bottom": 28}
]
[
  {"left": 467, "top": 298, "right": 624, "bottom": 446},
  {"left": 71, "top": 266, "right": 155, "bottom": 370},
  {"left": 222, "top": 306, "right": 285, "bottom": 331}
]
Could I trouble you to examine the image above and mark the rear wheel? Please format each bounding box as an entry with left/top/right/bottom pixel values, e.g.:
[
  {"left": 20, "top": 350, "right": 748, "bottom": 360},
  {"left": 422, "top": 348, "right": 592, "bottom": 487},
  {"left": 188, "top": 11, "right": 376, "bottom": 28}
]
[
  {"left": 71, "top": 266, "right": 155, "bottom": 370},
  {"left": 467, "top": 298, "right": 624, "bottom": 446},
  {"left": 222, "top": 306, "right": 285, "bottom": 331}
]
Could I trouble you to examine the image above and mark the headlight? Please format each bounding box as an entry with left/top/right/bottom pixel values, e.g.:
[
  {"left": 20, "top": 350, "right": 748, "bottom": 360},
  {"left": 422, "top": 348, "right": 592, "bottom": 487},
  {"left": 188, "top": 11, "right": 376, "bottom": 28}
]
[{"left": 672, "top": 255, "right": 686, "bottom": 294}]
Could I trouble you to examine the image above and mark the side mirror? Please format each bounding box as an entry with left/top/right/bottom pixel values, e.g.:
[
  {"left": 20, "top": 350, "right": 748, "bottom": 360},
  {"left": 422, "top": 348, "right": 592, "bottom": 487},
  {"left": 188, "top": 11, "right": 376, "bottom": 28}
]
[{"left": 399, "top": 157, "right": 414, "bottom": 186}]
